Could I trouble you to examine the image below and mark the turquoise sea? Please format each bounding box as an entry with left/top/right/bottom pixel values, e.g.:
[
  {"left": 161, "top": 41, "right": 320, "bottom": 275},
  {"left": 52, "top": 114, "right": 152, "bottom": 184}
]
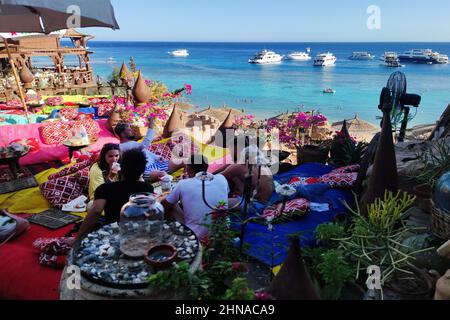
[{"left": 79, "top": 42, "right": 450, "bottom": 125}]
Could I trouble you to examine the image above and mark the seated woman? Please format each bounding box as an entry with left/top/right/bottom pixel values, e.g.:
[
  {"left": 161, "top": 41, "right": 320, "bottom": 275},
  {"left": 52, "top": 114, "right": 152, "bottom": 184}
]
[
  {"left": 77, "top": 149, "right": 154, "bottom": 240},
  {"left": 88, "top": 143, "right": 121, "bottom": 202}
]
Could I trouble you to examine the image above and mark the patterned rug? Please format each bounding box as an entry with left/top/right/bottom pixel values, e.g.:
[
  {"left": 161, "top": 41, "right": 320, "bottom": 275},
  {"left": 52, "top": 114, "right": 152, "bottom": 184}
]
[{"left": 0, "top": 166, "right": 38, "bottom": 194}]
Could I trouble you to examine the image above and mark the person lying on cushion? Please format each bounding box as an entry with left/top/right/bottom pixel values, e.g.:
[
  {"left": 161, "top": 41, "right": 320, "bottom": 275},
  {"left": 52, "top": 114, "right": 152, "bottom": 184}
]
[
  {"left": 77, "top": 149, "right": 154, "bottom": 240},
  {"left": 161, "top": 154, "right": 229, "bottom": 240},
  {"left": 114, "top": 116, "right": 184, "bottom": 182},
  {"left": 88, "top": 143, "right": 121, "bottom": 202},
  {"left": 222, "top": 137, "right": 274, "bottom": 206}
]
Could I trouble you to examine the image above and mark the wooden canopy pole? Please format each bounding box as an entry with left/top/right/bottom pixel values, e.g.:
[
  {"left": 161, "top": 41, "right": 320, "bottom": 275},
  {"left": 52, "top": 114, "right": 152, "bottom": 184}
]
[{"left": 1, "top": 36, "right": 31, "bottom": 124}]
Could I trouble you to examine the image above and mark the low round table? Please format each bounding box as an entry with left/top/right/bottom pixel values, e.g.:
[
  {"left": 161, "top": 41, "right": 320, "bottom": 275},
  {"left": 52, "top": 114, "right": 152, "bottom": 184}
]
[
  {"left": 60, "top": 221, "right": 202, "bottom": 300},
  {"left": 0, "top": 151, "right": 29, "bottom": 180},
  {"left": 62, "top": 142, "right": 90, "bottom": 160}
]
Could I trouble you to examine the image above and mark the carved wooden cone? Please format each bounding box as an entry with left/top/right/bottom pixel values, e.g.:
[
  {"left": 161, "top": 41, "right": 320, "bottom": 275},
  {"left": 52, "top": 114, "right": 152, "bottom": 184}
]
[
  {"left": 268, "top": 236, "right": 321, "bottom": 300},
  {"left": 119, "top": 61, "right": 132, "bottom": 87},
  {"left": 162, "top": 106, "right": 185, "bottom": 138},
  {"left": 361, "top": 88, "right": 398, "bottom": 215},
  {"left": 341, "top": 119, "right": 350, "bottom": 137},
  {"left": 132, "top": 71, "right": 151, "bottom": 106}
]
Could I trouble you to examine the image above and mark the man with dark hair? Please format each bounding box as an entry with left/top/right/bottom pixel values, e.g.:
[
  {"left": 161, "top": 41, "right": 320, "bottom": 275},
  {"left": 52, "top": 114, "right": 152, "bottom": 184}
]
[
  {"left": 162, "top": 154, "right": 229, "bottom": 239},
  {"left": 77, "top": 149, "right": 154, "bottom": 240},
  {"left": 115, "top": 117, "right": 183, "bottom": 181}
]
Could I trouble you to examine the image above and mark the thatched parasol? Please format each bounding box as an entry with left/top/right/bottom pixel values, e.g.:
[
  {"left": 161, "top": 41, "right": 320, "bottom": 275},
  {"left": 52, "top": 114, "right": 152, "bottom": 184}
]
[
  {"left": 197, "top": 106, "right": 244, "bottom": 122},
  {"left": 332, "top": 113, "right": 378, "bottom": 133}
]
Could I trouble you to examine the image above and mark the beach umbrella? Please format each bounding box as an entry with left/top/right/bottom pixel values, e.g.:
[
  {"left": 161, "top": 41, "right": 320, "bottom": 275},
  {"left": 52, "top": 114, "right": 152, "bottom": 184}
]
[
  {"left": 332, "top": 113, "right": 378, "bottom": 133},
  {"left": 0, "top": 0, "right": 119, "bottom": 123}
]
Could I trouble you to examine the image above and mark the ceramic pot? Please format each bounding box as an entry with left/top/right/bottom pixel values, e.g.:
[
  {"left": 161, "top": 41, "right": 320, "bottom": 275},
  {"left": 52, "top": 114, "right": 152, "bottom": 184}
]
[{"left": 19, "top": 65, "right": 34, "bottom": 89}]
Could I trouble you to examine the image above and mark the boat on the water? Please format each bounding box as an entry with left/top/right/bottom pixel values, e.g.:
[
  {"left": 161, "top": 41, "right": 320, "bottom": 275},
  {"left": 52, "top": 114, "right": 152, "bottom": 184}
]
[
  {"left": 313, "top": 52, "right": 337, "bottom": 66},
  {"left": 431, "top": 52, "right": 449, "bottom": 64},
  {"left": 349, "top": 52, "right": 374, "bottom": 60},
  {"left": 168, "top": 49, "right": 190, "bottom": 57},
  {"left": 380, "top": 52, "right": 404, "bottom": 68},
  {"left": 287, "top": 51, "right": 311, "bottom": 61},
  {"left": 248, "top": 50, "right": 284, "bottom": 64},
  {"left": 398, "top": 49, "right": 438, "bottom": 64},
  {"left": 323, "top": 88, "right": 336, "bottom": 94}
]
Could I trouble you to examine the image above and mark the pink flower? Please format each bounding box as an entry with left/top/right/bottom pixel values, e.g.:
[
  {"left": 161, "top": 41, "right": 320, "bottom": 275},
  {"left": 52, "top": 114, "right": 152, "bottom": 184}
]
[
  {"left": 254, "top": 291, "right": 272, "bottom": 300},
  {"left": 184, "top": 83, "right": 192, "bottom": 95}
]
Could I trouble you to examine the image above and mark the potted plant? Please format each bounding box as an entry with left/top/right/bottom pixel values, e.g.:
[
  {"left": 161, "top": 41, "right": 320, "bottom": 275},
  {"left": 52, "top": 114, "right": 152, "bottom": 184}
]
[{"left": 329, "top": 130, "right": 368, "bottom": 168}]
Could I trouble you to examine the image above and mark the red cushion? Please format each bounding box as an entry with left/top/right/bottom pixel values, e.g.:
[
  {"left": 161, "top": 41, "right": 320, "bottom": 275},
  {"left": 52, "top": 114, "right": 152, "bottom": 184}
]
[
  {"left": 39, "top": 119, "right": 100, "bottom": 145},
  {"left": 262, "top": 198, "right": 310, "bottom": 219},
  {"left": 59, "top": 108, "right": 79, "bottom": 120},
  {"left": 48, "top": 160, "right": 93, "bottom": 180},
  {"left": 97, "top": 103, "right": 114, "bottom": 117},
  {"left": 149, "top": 142, "right": 173, "bottom": 161},
  {"left": 40, "top": 168, "right": 90, "bottom": 209},
  {"left": 288, "top": 176, "right": 320, "bottom": 188},
  {"left": 332, "top": 164, "right": 360, "bottom": 174},
  {"left": 319, "top": 172, "right": 358, "bottom": 189}
]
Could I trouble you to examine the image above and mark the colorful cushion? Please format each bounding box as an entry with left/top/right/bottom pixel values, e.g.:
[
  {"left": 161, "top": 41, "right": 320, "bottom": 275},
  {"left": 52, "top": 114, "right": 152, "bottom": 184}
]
[
  {"left": 59, "top": 108, "right": 79, "bottom": 120},
  {"left": 48, "top": 160, "right": 93, "bottom": 180},
  {"left": 319, "top": 172, "right": 358, "bottom": 189},
  {"left": 262, "top": 198, "right": 310, "bottom": 220},
  {"left": 97, "top": 103, "right": 115, "bottom": 117},
  {"left": 149, "top": 142, "right": 173, "bottom": 161},
  {"left": 40, "top": 168, "right": 90, "bottom": 209},
  {"left": 39, "top": 119, "right": 100, "bottom": 145},
  {"left": 332, "top": 164, "right": 360, "bottom": 174},
  {"left": 288, "top": 176, "right": 320, "bottom": 188}
]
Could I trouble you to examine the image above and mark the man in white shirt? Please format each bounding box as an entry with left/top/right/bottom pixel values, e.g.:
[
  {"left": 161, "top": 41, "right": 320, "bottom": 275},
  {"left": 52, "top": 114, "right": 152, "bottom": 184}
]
[
  {"left": 114, "top": 117, "right": 183, "bottom": 181},
  {"left": 162, "top": 155, "right": 230, "bottom": 239}
]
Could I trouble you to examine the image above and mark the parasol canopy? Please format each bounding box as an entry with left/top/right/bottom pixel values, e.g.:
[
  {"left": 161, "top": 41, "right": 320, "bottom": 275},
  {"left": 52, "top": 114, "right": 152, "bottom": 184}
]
[
  {"left": 197, "top": 106, "right": 244, "bottom": 122},
  {"left": 332, "top": 113, "right": 378, "bottom": 133},
  {"left": 0, "top": 0, "right": 119, "bottom": 33},
  {"left": 0, "top": 0, "right": 119, "bottom": 123}
]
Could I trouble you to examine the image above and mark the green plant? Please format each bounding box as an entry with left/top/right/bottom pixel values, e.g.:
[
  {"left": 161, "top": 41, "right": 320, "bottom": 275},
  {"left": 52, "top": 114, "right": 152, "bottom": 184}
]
[
  {"left": 223, "top": 277, "right": 255, "bottom": 300},
  {"left": 315, "top": 223, "right": 346, "bottom": 243},
  {"left": 414, "top": 139, "right": 450, "bottom": 188},
  {"left": 149, "top": 215, "right": 254, "bottom": 300},
  {"left": 148, "top": 261, "right": 211, "bottom": 299},
  {"left": 329, "top": 130, "right": 368, "bottom": 167},
  {"left": 336, "top": 191, "right": 434, "bottom": 285},
  {"left": 315, "top": 249, "right": 355, "bottom": 300}
]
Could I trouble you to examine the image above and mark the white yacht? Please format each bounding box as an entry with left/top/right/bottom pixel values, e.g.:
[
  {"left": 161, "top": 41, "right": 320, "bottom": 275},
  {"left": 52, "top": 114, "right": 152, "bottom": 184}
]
[
  {"left": 349, "top": 52, "right": 374, "bottom": 60},
  {"left": 379, "top": 52, "right": 404, "bottom": 68},
  {"left": 431, "top": 52, "right": 449, "bottom": 64},
  {"left": 313, "top": 52, "right": 337, "bottom": 66},
  {"left": 248, "top": 50, "right": 284, "bottom": 64},
  {"left": 168, "top": 49, "right": 190, "bottom": 57},
  {"left": 287, "top": 51, "right": 312, "bottom": 61},
  {"left": 398, "top": 49, "right": 437, "bottom": 64}
]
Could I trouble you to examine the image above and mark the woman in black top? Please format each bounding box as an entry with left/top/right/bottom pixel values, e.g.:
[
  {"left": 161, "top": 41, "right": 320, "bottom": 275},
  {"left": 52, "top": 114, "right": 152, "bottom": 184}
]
[{"left": 77, "top": 149, "right": 154, "bottom": 240}]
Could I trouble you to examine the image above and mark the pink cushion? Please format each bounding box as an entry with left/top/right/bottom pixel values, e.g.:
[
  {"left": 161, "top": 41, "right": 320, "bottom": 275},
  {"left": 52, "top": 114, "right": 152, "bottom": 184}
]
[
  {"left": 319, "top": 172, "right": 358, "bottom": 189},
  {"left": 39, "top": 119, "right": 100, "bottom": 145},
  {"left": 0, "top": 119, "right": 119, "bottom": 166},
  {"left": 262, "top": 198, "right": 310, "bottom": 220}
]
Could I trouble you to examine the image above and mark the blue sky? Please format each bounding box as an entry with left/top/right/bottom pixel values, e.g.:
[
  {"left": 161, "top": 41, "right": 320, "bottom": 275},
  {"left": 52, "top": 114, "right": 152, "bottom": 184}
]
[{"left": 87, "top": 0, "right": 450, "bottom": 42}]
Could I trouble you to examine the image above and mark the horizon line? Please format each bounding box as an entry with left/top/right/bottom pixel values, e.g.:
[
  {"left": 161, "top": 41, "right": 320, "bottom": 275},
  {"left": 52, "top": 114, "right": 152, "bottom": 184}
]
[{"left": 85, "top": 39, "right": 450, "bottom": 43}]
